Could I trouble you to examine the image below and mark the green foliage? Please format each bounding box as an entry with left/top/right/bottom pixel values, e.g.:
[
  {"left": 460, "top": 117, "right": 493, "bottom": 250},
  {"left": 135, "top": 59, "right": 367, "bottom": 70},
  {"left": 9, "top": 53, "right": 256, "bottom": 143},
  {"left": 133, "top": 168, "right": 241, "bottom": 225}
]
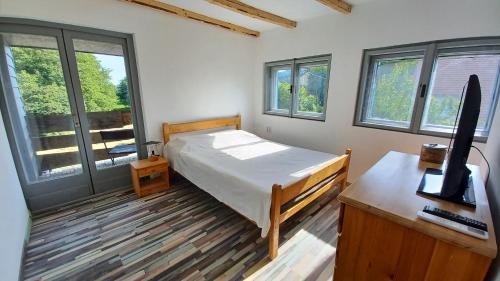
[
  {"left": 75, "top": 52, "right": 124, "bottom": 112},
  {"left": 12, "top": 48, "right": 71, "bottom": 114},
  {"left": 369, "top": 59, "right": 474, "bottom": 129},
  {"left": 297, "top": 65, "right": 326, "bottom": 113},
  {"left": 277, "top": 82, "right": 291, "bottom": 110},
  {"left": 17, "top": 71, "right": 71, "bottom": 115},
  {"left": 425, "top": 95, "right": 460, "bottom": 126},
  {"left": 298, "top": 86, "right": 322, "bottom": 113},
  {"left": 370, "top": 59, "right": 419, "bottom": 122},
  {"left": 11, "top": 47, "right": 128, "bottom": 116},
  {"left": 425, "top": 94, "right": 487, "bottom": 129},
  {"left": 11, "top": 48, "right": 65, "bottom": 87},
  {"left": 116, "top": 78, "right": 130, "bottom": 106}
]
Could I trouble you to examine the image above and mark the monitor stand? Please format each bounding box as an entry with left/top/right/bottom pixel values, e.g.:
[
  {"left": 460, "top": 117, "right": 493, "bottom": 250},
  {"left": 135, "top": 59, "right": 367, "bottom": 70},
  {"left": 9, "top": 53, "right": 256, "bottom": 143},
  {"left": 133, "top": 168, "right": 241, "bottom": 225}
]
[{"left": 417, "top": 168, "right": 476, "bottom": 208}]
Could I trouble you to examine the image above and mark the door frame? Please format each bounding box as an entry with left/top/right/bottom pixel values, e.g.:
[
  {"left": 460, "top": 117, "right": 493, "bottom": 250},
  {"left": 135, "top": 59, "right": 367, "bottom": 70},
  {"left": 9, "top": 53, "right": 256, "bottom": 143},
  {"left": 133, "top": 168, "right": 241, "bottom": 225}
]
[
  {"left": 0, "top": 23, "right": 95, "bottom": 210},
  {"left": 0, "top": 17, "right": 146, "bottom": 211}
]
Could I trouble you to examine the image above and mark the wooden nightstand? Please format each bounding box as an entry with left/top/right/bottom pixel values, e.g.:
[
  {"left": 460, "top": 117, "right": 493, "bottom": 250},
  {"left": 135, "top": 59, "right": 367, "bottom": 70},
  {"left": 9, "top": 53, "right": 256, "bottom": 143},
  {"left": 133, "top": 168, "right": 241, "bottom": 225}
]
[{"left": 130, "top": 157, "right": 170, "bottom": 197}]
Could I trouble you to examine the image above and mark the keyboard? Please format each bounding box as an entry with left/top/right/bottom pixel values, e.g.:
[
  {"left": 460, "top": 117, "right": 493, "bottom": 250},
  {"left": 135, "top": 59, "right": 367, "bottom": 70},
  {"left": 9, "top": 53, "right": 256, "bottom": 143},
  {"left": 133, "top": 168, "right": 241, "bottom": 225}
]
[
  {"left": 417, "top": 205, "right": 488, "bottom": 240},
  {"left": 423, "top": 206, "right": 487, "bottom": 230}
]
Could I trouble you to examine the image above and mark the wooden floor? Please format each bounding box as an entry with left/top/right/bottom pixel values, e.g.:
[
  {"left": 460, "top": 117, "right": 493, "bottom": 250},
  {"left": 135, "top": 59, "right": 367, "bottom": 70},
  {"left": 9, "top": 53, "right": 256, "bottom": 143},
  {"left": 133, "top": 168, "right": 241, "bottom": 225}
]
[{"left": 23, "top": 178, "right": 340, "bottom": 281}]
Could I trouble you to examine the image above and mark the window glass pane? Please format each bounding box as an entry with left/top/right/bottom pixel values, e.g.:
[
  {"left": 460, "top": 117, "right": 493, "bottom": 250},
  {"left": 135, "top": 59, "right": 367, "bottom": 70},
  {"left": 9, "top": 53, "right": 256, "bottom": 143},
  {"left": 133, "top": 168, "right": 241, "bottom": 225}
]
[
  {"left": 363, "top": 56, "right": 423, "bottom": 128},
  {"left": 421, "top": 53, "right": 500, "bottom": 136},
  {"left": 73, "top": 39, "right": 137, "bottom": 170},
  {"left": 268, "top": 65, "right": 291, "bottom": 113},
  {"left": 1, "top": 32, "right": 84, "bottom": 182},
  {"left": 295, "top": 61, "right": 328, "bottom": 115}
]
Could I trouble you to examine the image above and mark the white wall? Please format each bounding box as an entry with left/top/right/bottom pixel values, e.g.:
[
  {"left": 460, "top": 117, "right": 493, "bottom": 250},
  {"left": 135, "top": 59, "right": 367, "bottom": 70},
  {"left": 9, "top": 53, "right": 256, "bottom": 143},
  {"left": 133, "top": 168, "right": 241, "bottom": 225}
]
[
  {"left": 0, "top": 113, "right": 30, "bottom": 281},
  {"left": 1, "top": 0, "right": 499, "bottom": 278},
  {"left": 0, "top": 0, "right": 257, "bottom": 279},
  {"left": 484, "top": 92, "right": 500, "bottom": 279},
  {"left": 0, "top": 0, "right": 257, "bottom": 141},
  {"left": 253, "top": 0, "right": 500, "bottom": 180}
]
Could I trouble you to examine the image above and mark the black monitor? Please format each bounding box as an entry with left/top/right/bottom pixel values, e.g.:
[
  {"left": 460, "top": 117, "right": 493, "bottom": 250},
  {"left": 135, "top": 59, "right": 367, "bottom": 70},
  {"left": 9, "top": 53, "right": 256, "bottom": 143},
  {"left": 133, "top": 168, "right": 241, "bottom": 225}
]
[{"left": 417, "top": 74, "right": 481, "bottom": 208}]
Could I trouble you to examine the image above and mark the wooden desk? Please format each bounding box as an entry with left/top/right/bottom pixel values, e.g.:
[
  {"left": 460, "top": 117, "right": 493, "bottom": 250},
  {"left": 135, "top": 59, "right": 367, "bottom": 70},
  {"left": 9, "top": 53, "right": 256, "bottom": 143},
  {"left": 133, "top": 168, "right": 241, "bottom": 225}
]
[{"left": 334, "top": 151, "right": 497, "bottom": 281}]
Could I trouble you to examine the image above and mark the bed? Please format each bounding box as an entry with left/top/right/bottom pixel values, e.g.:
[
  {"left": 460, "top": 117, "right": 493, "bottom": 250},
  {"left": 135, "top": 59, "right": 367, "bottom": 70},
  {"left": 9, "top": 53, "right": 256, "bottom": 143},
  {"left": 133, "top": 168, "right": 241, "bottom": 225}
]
[{"left": 163, "top": 115, "right": 351, "bottom": 259}]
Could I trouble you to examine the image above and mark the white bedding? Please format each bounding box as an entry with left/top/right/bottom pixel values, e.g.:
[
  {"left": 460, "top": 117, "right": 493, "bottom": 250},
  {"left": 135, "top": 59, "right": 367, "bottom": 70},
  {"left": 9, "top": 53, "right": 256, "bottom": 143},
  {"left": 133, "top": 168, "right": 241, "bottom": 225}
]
[{"left": 165, "top": 129, "right": 339, "bottom": 237}]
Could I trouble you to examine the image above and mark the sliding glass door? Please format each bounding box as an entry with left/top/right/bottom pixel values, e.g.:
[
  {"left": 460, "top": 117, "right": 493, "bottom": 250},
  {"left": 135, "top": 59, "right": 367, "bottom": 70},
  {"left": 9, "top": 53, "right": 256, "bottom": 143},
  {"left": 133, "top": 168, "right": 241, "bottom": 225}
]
[{"left": 0, "top": 21, "right": 145, "bottom": 211}]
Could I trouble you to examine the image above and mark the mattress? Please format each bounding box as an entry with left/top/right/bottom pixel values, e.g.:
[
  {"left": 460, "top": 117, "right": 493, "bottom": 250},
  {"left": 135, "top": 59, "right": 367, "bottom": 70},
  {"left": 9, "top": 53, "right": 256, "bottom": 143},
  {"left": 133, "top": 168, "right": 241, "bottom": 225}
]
[{"left": 165, "top": 129, "right": 339, "bottom": 237}]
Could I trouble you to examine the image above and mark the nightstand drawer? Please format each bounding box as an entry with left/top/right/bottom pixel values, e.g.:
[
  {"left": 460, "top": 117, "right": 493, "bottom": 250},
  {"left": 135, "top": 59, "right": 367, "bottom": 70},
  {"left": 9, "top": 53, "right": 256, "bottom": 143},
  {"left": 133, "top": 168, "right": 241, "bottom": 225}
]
[{"left": 138, "top": 164, "right": 168, "bottom": 177}]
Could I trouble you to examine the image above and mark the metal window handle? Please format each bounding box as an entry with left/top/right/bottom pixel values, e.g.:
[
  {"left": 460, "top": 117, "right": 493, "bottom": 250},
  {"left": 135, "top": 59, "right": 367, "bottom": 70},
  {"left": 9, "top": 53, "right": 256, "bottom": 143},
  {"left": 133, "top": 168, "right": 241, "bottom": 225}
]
[{"left": 420, "top": 84, "right": 427, "bottom": 98}]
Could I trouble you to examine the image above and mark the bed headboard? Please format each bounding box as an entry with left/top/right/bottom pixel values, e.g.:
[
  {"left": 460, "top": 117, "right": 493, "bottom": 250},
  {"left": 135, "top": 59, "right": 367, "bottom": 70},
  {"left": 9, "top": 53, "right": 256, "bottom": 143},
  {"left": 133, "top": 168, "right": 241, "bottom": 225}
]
[{"left": 162, "top": 115, "right": 241, "bottom": 144}]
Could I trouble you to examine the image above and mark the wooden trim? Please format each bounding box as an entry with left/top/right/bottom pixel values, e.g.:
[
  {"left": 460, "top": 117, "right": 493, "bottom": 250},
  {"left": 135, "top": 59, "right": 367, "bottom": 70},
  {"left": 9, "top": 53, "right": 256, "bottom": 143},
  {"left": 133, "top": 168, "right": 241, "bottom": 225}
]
[
  {"left": 337, "top": 148, "right": 351, "bottom": 234},
  {"left": 268, "top": 148, "right": 352, "bottom": 259},
  {"left": 315, "top": 0, "right": 352, "bottom": 14},
  {"left": 206, "top": 0, "right": 297, "bottom": 28},
  {"left": 122, "top": 0, "right": 260, "bottom": 37},
  {"left": 280, "top": 154, "right": 349, "bottom": 204},
  {"left": 279, "top": 172, "right": 345, "bottom": 223},
  {"left": 269, "top": 184, "right": 282, "bottom": 260},
  {"left": 162, "top": 115, "right": 241, "bottom": 144}
]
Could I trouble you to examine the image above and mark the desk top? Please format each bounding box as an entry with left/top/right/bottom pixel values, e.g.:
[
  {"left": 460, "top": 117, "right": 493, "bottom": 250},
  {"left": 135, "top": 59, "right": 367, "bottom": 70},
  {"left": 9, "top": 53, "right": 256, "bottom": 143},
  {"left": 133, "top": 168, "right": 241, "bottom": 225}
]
[{"left": 338, "top": 151, "right": 497, "bottom": 258}]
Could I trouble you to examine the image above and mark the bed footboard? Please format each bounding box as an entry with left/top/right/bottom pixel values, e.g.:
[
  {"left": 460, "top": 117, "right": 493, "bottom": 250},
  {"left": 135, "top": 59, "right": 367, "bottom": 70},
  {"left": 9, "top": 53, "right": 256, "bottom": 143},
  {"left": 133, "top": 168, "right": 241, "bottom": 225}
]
[{"left": 268, "top": 148, "right": 352, "bottom": 259}]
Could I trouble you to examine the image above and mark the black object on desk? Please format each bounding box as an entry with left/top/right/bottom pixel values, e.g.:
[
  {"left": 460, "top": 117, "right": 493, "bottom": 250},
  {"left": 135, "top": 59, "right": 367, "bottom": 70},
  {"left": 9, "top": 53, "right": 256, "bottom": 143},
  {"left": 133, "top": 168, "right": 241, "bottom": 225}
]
[{"left": 418, "top": 168, "right": 476, "bottom": 208}]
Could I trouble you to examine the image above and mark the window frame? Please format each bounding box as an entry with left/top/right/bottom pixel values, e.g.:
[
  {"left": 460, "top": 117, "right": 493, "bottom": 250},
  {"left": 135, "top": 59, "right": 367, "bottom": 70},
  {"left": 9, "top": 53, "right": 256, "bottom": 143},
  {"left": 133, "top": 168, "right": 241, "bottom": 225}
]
[
  {"left": 264, "top": 60, "right": 293, "bottom": 117},
  {"left": 264, "top": 54, "right": 332, "bottom": 121},
  {"left": 354, "top": 37, "right": 500, "bottom": 142}
]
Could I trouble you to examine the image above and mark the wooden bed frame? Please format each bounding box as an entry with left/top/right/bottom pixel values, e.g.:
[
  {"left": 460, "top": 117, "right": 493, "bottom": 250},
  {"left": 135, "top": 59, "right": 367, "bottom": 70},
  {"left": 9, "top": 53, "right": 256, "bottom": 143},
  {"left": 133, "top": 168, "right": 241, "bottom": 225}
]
[{"left": 162, "top": 115, "right": 351, "bottom": 259}]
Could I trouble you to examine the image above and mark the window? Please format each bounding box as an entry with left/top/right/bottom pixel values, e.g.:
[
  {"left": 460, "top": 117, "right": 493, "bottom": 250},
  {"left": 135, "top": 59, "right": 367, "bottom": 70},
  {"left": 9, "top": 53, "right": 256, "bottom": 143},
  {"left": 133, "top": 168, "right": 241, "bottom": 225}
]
[
  {"left": 264, "top": 54, "right": 331, "bottom": 121},
  {"left": 268, "top": 64, "right": 292, "bottom": 115},
  {"left": 355, "top": 39, "right": 500, "bottom": 141},
  {"left": 362, "top": 54, "right": 424, "bottom": 128}
]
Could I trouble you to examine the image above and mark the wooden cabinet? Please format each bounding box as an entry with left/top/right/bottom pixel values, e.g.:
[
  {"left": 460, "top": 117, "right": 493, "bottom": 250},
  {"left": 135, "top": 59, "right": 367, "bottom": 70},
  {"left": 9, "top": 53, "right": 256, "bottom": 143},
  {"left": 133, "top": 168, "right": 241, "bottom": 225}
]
[
  {"left": 130, "top": 157, "right": 170, "bottom": 197},
  {"left": 334, "top": 151, "right": 497, "bottom": 281}
]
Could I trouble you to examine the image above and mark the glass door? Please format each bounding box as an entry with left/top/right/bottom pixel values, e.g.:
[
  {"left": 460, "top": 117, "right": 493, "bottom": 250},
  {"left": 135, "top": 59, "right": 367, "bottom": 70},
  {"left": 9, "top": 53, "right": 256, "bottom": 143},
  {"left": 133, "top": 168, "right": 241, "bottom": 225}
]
[
  {"left": 0, "top": 22, "right": 145, "bottom": 211},
  {"left": 0, "top": 25, "right": 93, "bottom": 210},
  {"left": 63, "top": 31, "right": 145, "bottom": 194}
]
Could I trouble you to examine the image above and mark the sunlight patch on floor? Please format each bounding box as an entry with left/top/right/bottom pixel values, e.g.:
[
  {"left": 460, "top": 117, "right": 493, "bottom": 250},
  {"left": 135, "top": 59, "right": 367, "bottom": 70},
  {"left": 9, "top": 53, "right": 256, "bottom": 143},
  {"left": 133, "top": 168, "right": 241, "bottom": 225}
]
[{"left": 245, "top": 229, "right": 337, "bottom": 281}]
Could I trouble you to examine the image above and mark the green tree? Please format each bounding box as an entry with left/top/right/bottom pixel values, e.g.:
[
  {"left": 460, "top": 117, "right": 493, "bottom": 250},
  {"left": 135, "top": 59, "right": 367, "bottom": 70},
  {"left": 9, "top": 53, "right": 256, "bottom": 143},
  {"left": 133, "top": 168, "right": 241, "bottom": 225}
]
[
  {"left": 11, "top": 48, "right": 65, "bottom": 86},
  {"left": 17, "top": 70, "right": 69, "bottom": 114},
  {"left": 425, "top": 95, "right": 460, "bottom": 126},
  {"left": 277, "top": 82, "right": 291, "bottom": 110},
  {"left": 116, "top": 78, "right": 130, "bottom": 107},
  {"left": 11, "top": 48, "right": 70, "bottom": 114},
  {"left": 298, "top": 85, "right": 323, "bottom": 113},
  {"left": 11, "top": 47, "right": 125, "bottom": 115},
  {"left": 75, "top": 52, "right": 122, "bottom": 112},
  {"left": 297, "top": 65, "right": 326, "bottom": 113},
  {"left": 370, "top": 59, "right": 467, "bottom": 128},
  {"left": 370, "top": 59, "right": 419, "bottom": 122}
]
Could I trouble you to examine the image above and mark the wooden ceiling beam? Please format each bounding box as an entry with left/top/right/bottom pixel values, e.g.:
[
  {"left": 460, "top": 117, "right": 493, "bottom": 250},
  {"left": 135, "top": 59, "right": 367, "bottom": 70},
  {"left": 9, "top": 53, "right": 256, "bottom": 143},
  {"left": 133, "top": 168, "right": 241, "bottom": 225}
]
[
  {"left": 315, "top": 0, "right": 352, "bottom": 14},
  {"left": 122, "top": 0, "right": 260, "bottom": 37},
  {"left": 206, "top": 0, "right": 297, "bottom": 29}
]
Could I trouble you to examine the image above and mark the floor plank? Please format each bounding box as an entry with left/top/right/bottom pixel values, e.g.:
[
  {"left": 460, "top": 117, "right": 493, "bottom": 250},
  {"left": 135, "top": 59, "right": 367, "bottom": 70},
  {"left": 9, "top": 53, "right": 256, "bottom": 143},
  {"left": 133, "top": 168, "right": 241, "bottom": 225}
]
[{"left": 23, "top": 178, "right": 339, "bottom": 280}]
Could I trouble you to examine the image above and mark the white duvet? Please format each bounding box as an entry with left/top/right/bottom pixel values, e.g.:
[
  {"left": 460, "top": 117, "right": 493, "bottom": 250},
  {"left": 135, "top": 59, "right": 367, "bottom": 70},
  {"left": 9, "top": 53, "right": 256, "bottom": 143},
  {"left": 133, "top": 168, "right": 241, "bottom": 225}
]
[{"left": 165, "top": 130, "right": 338, "bottom": 237}]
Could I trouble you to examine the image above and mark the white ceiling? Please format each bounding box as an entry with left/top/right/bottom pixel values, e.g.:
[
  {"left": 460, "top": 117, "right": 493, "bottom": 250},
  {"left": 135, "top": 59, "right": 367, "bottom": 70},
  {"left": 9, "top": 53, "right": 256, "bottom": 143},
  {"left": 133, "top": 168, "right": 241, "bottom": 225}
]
[{"left": 160, "top": 0, "right": 373, "bottom": 31}]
